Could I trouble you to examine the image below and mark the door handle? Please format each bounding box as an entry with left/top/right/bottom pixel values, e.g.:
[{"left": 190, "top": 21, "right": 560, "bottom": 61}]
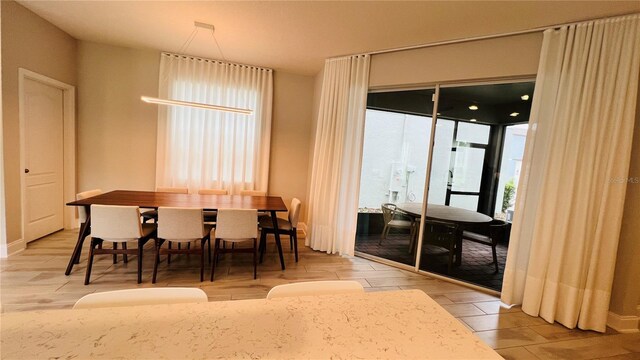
[{"left": 24, "top": 169, "right": 30, "bottom": 174}]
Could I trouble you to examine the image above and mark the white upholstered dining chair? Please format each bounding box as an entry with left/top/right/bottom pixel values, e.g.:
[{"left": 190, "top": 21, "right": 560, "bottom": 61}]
[
  {"left": 156, "top": 187, "right": 189, "bottom": 193},
  {"left": 73, "top": 288, "right": 208, "bottom": 309},
  {"left": 239, "top": 190, "right": 266, "bottom": 196},
  {"left": 76, "top": 189, "right": 102, "bottom": 225},
  {"left": 85, "top": 205, "right": 156, "bottom": 285},
  {"left": 266, "top": 280, "right": 365, "bottom": 299},
  {"left": 198, "top": 189, "right": 228, "bottom": 195},
  {"left": 73, "top": 189, "right": 103, "bottom": 263},
  {"left": 259, "top": 198, "right": 301, "bottom": 262},
  {"left": 211, "top": 209, "right": 259, "bottom": 281},
  {"left": 154, "top": 207, "right": 213, "bottom": 283}
]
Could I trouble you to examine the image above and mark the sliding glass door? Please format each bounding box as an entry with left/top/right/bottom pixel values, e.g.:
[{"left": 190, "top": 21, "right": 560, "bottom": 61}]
[
  {"left": 355, "top": 80, "right": 534, "bottom": 291},
  {"left": 354, "top": 89, "right": 435, "bottom": 267}
]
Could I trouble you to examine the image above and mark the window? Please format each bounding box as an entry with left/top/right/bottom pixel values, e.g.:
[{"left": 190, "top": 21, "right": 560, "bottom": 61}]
[{"left": 155, "top": 53, "right": 273, "bottom": 194}]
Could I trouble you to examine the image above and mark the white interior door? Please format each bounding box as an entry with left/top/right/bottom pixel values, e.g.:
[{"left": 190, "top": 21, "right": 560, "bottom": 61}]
[{"left": 22, "top": 78, "right": 64, "bottom": 242}]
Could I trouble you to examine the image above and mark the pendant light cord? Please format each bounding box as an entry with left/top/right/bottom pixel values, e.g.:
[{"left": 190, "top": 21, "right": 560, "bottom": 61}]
[
  {"left": 179, "top": 27, "right": 199, "bottom": 54},
  {"left": 210, "top": 29, "right": 226, "bottom": 62}
]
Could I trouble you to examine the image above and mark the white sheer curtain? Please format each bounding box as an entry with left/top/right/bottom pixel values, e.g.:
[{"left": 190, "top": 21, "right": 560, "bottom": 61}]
[
  {"left": 155, "top": 53, "right": 273, "bottom": 194},
  {"left": 501, "top": 15, "right": 640, "bottom": 332},
  {"left": 306, "top": 55, "right": 370, "bottom": 255}
]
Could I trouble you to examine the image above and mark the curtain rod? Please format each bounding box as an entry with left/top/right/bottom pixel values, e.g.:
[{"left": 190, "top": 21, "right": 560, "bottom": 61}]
[
  {"left": 332, "top": 11, "right": 640, "bottom": 59},
  {"left": 161, "top": 52, "right": 273, "bottom": 72}
]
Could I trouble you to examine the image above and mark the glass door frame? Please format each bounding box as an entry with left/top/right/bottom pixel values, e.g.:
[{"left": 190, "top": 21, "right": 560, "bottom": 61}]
[
  {"left": 355, "top": 77, "right": 536, "bottom": 292},
  {"left": 354, "top": 85, "right": 438, "bottom": 271}
]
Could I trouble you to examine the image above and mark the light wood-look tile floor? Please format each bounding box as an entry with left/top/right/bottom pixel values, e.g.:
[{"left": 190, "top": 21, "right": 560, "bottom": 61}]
[{"left": 2, "top": 230, "right": 639, "bottom": 360}]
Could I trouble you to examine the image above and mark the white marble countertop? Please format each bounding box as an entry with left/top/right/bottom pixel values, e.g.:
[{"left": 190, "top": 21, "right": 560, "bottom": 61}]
[{"left": 1, "top": 290, "right": 501, "bottom": 359}]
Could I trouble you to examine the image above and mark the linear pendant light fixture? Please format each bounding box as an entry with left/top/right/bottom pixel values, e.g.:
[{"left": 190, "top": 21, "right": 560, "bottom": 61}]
[
  {"left": 141, "top": 96, "right": 253, "bottom": 115},
  {"left": 141, "top": 21, "right": 253, "bottom": 116}
]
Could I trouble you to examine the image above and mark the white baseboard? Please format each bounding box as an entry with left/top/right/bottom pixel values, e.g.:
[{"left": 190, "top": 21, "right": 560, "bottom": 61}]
[
  {"left": 607, "top": 311, "right": 640, "bottom": 333},
  {"left": 6, "top": 238, "right": 26, "bottom": 257},
  {"left": 297, "top": 222, "right": 307, "bottom": 239}
]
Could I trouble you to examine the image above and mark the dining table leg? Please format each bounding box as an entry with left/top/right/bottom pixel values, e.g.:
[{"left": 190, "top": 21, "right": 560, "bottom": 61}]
[
  {"left": 65, "top": 206, "right": 91, "bottom": 275},
  {"left": 270, "top": 210, "right": 285, "bottom": 270}
]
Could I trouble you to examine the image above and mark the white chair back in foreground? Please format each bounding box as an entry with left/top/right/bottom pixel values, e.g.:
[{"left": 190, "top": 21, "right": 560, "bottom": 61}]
[
  {"left": 266, "top": 280, "right": 365, "bottom": 299},
  {"left": 73, "top": 288, "right": 208, "bottom": 309}
]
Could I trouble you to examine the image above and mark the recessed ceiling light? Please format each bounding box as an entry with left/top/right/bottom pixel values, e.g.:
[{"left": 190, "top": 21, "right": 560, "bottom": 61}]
[
  {"left": 468, "top": 105, "right": 479, "bottom": 110},
  {"left": 510, "top": 112, "right": 520, "bottom": 117},
  {"left": 470, "top": 119, "right": 477, "bottom": 122},
  {"left": 521, "top": 95, "right": 530, "bottom": 101}
]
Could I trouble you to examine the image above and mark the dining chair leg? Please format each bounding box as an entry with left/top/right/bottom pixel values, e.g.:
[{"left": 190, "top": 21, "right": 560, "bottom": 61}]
[
  {"left": 84, "top": 238, "right": 97, "bottom": 285},
  {"left": 253, "top": 238, "right": 257, "bottom": 280},
  {"left": 207, "top": 238, "right": 211, "bottom": 264},
  {"left": 378, "top": 225, "right": 389, "bottom": 245},
  {"left": 200, "top": 238, "right": 206, "bottom": 282},
  {"left": 137, "top": 240, "right": 143, "bottom": 284},
  {"left": 167, "top": 241, "right": 171, "bottom": 265},
  {"left": 259, "top": 230, "right": 267, "bottom": 264},
  {"left": 152, "top": 239, "right": 161, "bottom": 284},
  {"left": 210, "top": 238, "right": 220, "bottom": 281},
  {"left": 492, "top": 245, "right": 499, "bottom": 273},
  {"left": 292, "top": 230, "right": 299, "bottom": 262},
  {"left": 112, "top": 242, "right": 118, "bottom": 264},
  {"left": 122, "top": 242, "right": 128, "bottom": 263}
]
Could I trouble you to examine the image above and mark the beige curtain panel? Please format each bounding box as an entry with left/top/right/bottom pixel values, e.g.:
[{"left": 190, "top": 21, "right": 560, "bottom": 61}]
[
  {"left": 501, "top": 15, "right": 640, "bottom": 332},
  {"left": 306, "top": 55, "right": 370, "bottom": 255}
]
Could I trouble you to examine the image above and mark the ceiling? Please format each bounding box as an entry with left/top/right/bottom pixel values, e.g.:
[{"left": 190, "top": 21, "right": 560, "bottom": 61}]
[
  {"left": 17, "top": 1, "right": 640, "bottom": 75},
  {"left": 367, "top": 82, "right": 535, "bottom": 125}
]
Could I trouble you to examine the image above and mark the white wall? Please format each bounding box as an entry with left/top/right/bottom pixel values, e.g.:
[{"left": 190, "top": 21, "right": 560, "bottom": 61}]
[
  {"left": 77, "top": 41, "right": 159, "bottom": 192},
  {"left": 1, "top": 0, "right": 77, "bottom": 249},
  {"left": 268, "top": 71, "right": 314, "bottom": 221},
  {"left": 369, "top": 33, "right": 542, "bottom": 88}
]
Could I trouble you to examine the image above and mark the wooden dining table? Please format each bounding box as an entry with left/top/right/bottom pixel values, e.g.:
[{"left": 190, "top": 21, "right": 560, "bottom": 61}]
[
  {"left": 396, "top": 203, "right": 493, "bottom": 265},
  {"left": 65, "top": 190, "right": 289, "bottom": 275}
]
